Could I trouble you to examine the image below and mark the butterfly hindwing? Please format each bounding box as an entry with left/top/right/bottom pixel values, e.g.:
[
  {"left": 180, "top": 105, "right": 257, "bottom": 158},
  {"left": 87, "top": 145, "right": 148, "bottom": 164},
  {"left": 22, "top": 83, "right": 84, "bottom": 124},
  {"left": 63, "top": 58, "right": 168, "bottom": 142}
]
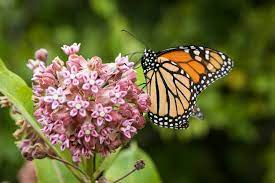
[{"left": 144, "top": 58, "right": 197, "bottom": 129}]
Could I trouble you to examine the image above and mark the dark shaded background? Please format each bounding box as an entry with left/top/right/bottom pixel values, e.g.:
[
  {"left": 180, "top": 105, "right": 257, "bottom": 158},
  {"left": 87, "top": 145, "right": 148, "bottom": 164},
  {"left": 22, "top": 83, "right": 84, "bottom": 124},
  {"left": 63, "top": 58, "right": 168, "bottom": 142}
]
[{"left": 0, "top": 0, "right": 274, "bottom": 182}]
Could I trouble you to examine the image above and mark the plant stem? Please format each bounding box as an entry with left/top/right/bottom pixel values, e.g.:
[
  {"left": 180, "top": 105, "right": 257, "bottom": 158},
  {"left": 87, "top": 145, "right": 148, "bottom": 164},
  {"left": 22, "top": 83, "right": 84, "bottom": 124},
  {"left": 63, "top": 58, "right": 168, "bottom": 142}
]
[
  {"left": 113, "top": 168, "right": 136, "bottom": 183},
  {"left": 47, "top": 154, "right": 90, "bottom": 182},
  {"left": 93, "top": 154, "right": 96, "bottom": 173},
  {"left": 86, "top": 155, "right": 96, "bottom": 182}
]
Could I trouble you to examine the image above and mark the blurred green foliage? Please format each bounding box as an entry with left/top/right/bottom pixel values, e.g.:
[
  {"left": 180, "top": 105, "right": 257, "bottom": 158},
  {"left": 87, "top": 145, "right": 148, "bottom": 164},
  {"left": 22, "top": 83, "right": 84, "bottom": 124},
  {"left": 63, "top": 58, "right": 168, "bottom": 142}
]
[{"left": 0, "top": 0, "right": 274, "bottom": 182}]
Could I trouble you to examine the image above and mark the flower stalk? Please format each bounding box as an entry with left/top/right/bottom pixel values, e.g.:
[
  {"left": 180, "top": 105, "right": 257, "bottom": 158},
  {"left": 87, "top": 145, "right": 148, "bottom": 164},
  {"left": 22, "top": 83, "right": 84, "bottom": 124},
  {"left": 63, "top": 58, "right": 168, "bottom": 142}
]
[
  {"left": 113, "top": 160, "right": 145, "bottom": 183},
  {"left": 85, "top": 155, "right": 96, "bottom": 182}
]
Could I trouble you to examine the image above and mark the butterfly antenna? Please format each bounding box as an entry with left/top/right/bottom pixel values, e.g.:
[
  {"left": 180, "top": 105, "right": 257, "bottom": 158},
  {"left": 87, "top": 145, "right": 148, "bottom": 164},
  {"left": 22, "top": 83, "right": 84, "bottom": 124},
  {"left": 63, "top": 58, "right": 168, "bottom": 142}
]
[
  {"left": 121, "top": 29, "right": 148, "bottom": 48},
  {"left": 128, "top": 52, "right": 142, "bottom": 62},
  {"left": 122, "top": 51, "right": 143, "bottom": 67},
  {"left": 124, "top": 51, "right": 143, "bottom": 57}
]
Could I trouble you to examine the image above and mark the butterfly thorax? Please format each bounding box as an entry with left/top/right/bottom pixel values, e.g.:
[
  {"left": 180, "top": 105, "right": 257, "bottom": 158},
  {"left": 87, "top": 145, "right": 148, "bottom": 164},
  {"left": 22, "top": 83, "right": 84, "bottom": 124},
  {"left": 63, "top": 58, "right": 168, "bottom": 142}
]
[{"left": 141, "top": 49, "right": 158, "bottom": 74}]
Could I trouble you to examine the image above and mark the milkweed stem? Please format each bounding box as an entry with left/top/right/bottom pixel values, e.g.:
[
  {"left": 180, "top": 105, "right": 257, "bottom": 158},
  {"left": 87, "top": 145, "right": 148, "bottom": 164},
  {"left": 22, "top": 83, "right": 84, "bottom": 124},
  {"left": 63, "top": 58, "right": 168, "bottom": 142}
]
[
  {"left": 113, "top": 169, "right": 136, "bottom": 183},
  {"left": 47, "top": 154, "right": 90, "bottom": 182}
]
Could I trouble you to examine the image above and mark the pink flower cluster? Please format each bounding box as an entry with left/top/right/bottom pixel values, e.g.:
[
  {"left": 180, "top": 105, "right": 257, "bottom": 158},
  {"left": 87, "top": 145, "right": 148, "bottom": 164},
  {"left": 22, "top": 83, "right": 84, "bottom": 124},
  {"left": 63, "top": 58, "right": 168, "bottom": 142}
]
[{"left": 28, "top": 44, "right": 150, "bottom": 162}]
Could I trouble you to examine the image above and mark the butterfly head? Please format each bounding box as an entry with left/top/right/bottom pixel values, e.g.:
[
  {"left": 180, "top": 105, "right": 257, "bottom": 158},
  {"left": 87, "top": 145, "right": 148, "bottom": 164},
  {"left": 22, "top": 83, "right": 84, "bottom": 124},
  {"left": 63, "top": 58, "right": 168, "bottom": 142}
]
[{"left": 141, "top": 49, "right": 157, "bottom": 73}]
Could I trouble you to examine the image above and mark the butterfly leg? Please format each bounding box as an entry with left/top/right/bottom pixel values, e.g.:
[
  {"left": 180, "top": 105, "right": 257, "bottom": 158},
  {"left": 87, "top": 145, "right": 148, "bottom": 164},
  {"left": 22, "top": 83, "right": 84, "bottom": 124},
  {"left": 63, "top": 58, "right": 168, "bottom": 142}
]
[
  {"left": 191, "top": 106, "right": 204, "bottom": 120},
  {"left": 138, "top": 83, "right": 146, "bottom": 87},
  {"left": 138, "top": 83, "right": 148, "bottom": 90},
  {"left": 141, "top": 85, "right": 147, "bottom": 90},
  {"left": 138, "top": 76, "right": 151, "bottom": 89}
]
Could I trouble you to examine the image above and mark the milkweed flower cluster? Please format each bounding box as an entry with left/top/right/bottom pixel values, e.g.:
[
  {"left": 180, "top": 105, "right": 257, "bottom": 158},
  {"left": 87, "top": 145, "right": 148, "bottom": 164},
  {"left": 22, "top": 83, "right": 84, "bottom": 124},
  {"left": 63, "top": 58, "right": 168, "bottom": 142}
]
[{"left": 28, "top": 44, "right": 150, "bottom": 162}]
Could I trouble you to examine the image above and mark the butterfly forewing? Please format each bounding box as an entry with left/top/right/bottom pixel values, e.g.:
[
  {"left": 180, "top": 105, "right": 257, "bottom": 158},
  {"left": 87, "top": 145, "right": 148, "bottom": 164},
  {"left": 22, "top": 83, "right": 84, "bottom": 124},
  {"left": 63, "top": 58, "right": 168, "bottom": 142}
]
[{"left": 158, "top": 45, "right": 234, "bottom": 94}]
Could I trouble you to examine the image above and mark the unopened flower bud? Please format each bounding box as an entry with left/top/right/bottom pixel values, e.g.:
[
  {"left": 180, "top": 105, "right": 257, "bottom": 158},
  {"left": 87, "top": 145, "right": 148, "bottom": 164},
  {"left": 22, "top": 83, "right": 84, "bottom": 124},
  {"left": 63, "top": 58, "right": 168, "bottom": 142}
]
[
  {"left": 35, "top": 48, "right": 48, "bottom": 62},
  {"left": 88, "top": 56, "right": 103, "bottom": 70},
  {"left": 17, "top": 140, "right": 49, "bottom": 161},
  {"left": 32, "top": 96, "right": 40, "bottom": 104},
  {"left": 13, "top": 119, "right": 30, "bottom": 140},
  {"left": 15, "top": 119, "right": 25, "bottom": 126},
  {"left": 32, "top": 143, "right": 48, "bottom": 159},
  {"left": 12, "top": 116, "right": 50, "bottom": 161},
  {"left": 11, "top": 105, "right": 21, "bottom": 114},
  {"left": 0, "top": 96, "right": 11, "bottom": 108},
  {"left": 26, "top": 59, "right": 41, "bottom": 71},
  {"left": 51, "top": 57, "right": 64, "bottom": 71},
  {"left": 134, "top": 160, "right": 145, "bottom": 170}
]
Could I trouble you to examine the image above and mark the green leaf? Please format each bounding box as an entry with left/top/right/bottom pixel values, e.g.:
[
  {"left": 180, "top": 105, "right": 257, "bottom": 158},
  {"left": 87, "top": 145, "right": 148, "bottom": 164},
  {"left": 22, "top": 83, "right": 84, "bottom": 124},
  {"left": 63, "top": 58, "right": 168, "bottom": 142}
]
[
  {"left": 0, "top": 58, "right": 63, "bottom": 151},
  {"left": 105, "top": 143, "right": 162, "bottom": 183},
  {"left": 0, "top": 59, "right": 83, "bottom": 180},
  {"left": 136, "top": 66, "right": 145, "bottom": 87},
  {"left": 0, "top": 58, "right": 58, "bottom": 154},
  {"left": 34, "top": 159, "right": 79, "bottom": 183},
  {"left": 0, "top": 58, "right": 43, "bottom": 138}
]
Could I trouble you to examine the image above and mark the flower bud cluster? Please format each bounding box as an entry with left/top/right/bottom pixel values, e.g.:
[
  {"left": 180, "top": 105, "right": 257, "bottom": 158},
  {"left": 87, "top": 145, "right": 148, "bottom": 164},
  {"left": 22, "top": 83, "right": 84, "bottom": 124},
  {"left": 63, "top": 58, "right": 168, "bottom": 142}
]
[{"left": 0, "top": 97, "right": 51, "bottom": 160}]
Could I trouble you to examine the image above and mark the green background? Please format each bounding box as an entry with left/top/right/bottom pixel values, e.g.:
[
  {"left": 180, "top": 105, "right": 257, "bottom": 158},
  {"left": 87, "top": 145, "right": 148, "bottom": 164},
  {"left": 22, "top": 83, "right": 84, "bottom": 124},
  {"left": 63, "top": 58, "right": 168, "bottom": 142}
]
[{"left": 0, "top": 0, "right": 274, "bottom": 182}]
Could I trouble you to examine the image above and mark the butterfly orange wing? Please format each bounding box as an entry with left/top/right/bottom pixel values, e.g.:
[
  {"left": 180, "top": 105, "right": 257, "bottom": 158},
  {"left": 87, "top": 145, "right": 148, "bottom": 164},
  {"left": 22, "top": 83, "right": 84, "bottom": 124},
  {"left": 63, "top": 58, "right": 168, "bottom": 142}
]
[{"left": 158, "top": 46, "right": 233, "bottom": 93}]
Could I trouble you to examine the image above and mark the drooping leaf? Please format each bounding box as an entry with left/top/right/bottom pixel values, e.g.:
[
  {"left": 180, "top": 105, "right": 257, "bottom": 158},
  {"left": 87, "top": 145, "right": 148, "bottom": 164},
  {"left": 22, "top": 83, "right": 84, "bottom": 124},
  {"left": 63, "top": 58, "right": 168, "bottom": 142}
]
[
  {"left": 0, "top": 58, "right": 47, "bottom": 143},
  {"left": 0, "top": 59, "right": 82, "bottom": 180},
  {"left": 105, "top": 143, "right": 162, "bottom": 183},
  {"left": 34, "top": 159, "right": 79, "bottom": 183}
]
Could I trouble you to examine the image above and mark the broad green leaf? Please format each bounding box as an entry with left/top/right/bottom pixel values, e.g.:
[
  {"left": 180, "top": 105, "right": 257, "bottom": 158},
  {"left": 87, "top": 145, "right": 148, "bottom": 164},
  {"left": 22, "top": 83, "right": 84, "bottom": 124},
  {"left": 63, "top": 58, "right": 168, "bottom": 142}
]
[
  {"left": 34, "top": 159, "right": 79, "bottom": 183},
  {"left": 0, "top": 59, "right": 82, "bottom": 180},
  {"left": 105, "top": 143, "right": 162, "bottom": 183},
  {"left": 0, "top": 58, "right": 47, "bottom": 143}
]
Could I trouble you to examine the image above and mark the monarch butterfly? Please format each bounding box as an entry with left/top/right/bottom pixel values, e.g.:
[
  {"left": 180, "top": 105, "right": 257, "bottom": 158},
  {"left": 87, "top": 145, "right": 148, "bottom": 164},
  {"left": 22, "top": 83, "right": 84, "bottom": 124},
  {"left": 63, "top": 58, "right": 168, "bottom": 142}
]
[{"left": 140, "top": 45, "right": 233, "bottom": 129}]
